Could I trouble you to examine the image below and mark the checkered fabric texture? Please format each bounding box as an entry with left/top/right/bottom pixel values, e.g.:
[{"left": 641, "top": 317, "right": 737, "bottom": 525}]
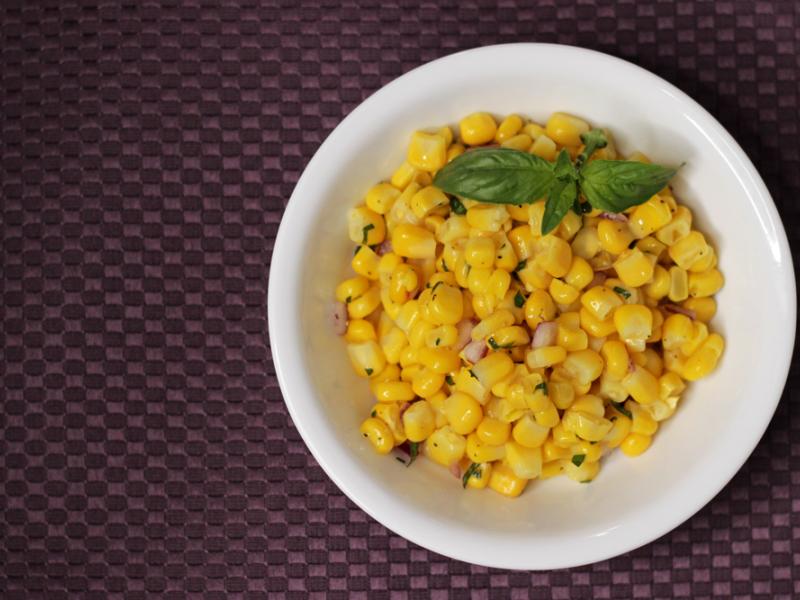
[{"left": 1, "top": 0, "right": 799, "bottom": 598}]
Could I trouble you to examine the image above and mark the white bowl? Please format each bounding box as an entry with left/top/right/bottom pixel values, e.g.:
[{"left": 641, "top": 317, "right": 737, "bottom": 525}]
[{"left": 268, "top": 44, "right": 795, "bottom": 569}]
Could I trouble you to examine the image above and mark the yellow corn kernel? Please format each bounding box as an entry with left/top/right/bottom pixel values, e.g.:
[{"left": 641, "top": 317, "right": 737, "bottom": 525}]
[
  {"left": 410, "top": 186, "right": 449, "bottom": 219},
  {"left": 614, "top": 248, "right": 656, "bottom": 288},
  {"left": 425, "top": 425, "right": 467, "bottom": 466},
  {"left": 564, "top": 457, "right": 600, "bottom": 483},
  {"left": 466, "top": 433, "right": 506, "bottom": 463},
  {"left": 561, "top": 410, "right": 613, "bottom": 442},
  {"left": 597, "top": 372, "right": 628, "bottom": 402},
  {"left": 642, "top": 399, "right": 676, "bottom": 422},
  {"left": 597, "top": 219, "right": 634, "bottom": 254},
  {"left": 578, "top": 307, "right": 616, "bottom": 338},
  {"left": 571, "top": 225, "right": 601, "bottom": 260},
  {"left": 371, "top": 402, "right": 406, "bottom": 444},
  {"left": 386, "top": 181, "right": 422, "bottom": 232},
  {"left": 668, "top": 231, "right": 709, "bottom": 270},
  {"left": 504, "top": 441, "right": 543, "bottom": 479},
  {"left": 656, "top": 205, "right": 692, "bottom": 245},
  {"left": 399, "top": 401, "right": 434, "bottom": 443},
  {"left": 533, "top": 400, "right": 560, "bottom": 428},
  {"left": 415, "top": 345, "right": 461, "bottom": 375},
  {"left": 665, "top": 265, "right": 688, "bottom": 302},
  {"left": 492, "top": 233, "right": 518, "bottom": 272},
  {"left": 336, "top": 276, "right": 370, "bottom": 304},
  {"left": 472, "top": 352, "right": 514, "bottom": 390},
  {"left": 663, "top": 316, "right": 694, "bottom": 356},
  {"left": 512, "top": 414, "right": 549, "bottom": 448},
  {"left": 628, "top": 195, "right": 673, "bottom": 239},
  {"left": 370, "top": 363, "right": 400, "bottom": 386},
  {"left": 628, "top": 401, "right": 658, "bottom": 435},
  {"left": 603, "top": 413, "right": 632, "bottom": 448},
  {"left": 348, "top": 206, "right": 386, "bottom": 245},
  {"left": 412, "top": 368, "right": 444, "bottom": 399},
  {"left": 645, "top": 265, "right": 670, "bottom": 300},
  {"left": 380, "top": 289, "right": 401, "bottom": 320},
  {"left": 372, "top": 380, "right": 415, "bottom": 403},
  {"left": 688, "top": 268, "right": 724, "bottom": 298},
  {"left": 471, "top": 309, "right": 514, "bottom": 341},
  {"left": 459, "top": 112, "right": 497, "bottom": 146},
  {"left": 507, "top": 225, "right": 536, "bottom": 260},
  {"left": 379, "top": 325, "right": 407, "bottom": 364},
  {"left": 486, "top": 269, "right": 511, "bottom": 301},
  {"left": 682, "top": 333, "right": 724, "bottom": 381},
  {"left": 613, "top": 304, "right": 652, "bottom": 352},
  {"left": 570, "top": 394, "right": 605, "bottom": 418},
  {"left": 549, "top": 278, "right": 580, "bottom": 305},
  {"left": 545, "top": 112, "right": 590, "bottom": 147},
  {"left": 360, "top": 417, "right": 394, "bottom": 454},
  {"left": 424, "top": 325, "right": 458, "bottom": 349},
  {"left": 571, "top": 439, "right": 603, "bottom": 463},
  {"left": 523, "top": 289, "right": 557, "bottom": 330},
  {"left": 683, "top": 297, "right": 716, "bottom": 322},
  {"left": 557, "top": 325, "right": 588, "bottom": 352},
  {"left": 620, "top": 433, "right": 652, "bottom": 457},
  {"left": 489, "top": 325, "right": 530, "bottom": 349},
  {"left": 389, "top": 263, "right": 418, "bottom": 304},
  {"left": 392, "top": 224, "right": 436, "bottom": 259},
  {"left": 464, "top": 237, "right": 495, "bottom": 269},
  {"left": 437, "top": 215, "right": 470, "bottom": 244},
  {"left": 467, "top": 203, "right": 510, "bottom": 233},
  {"left": 351, "top": 245, "right": 380, "bottom": 280},
  {"left": 659, "top": 371, "right": 686, "bottom": 400},
  {"left": 476, "top": 417, "right": 510, "bottom": 445},
  {"left": 557, "top": 211, "right": 583, "bottom": 242},
  {"left": 394, "top": 299, "right": 422, "bottom": 335},
  {"left": 453, "top": 367, "right": 489, "bottom": 404},
  {"left": 542, "top": 438, "right": 570, "bottom": 462},
  {"left": 580, "top": 286, "right": 623, "bottom": 320},
  {"left": 345, "top": 319, "right": 376, "bottom": 343},
  {"left": 365, "top": 182, "right": 400, "bottom": 215},
  {"left": 502, "top": 133, "right": 533, "bottom": 151},
  {"left": 407, "top": 130, "right": 447, "bottom": 172},
  {"left": 526, "top": 345, "right": 567, "bottom": 369},
  {"left": 517, "top": 259, "right": 552, "bottom": 291},
  {"left": 347, "top": 285, "right": 380, "bottom": 319},
  {"left": 533, "top": 235, "right": 572, "bottom": 278},
  {"left": 542, "top": 382, "right": 570, "bottom": 411},
  {"left": 530, "top": 134, "right": 557, "bottom": 161},
  {"left": 391, "top": 162, "right": 422, "bottom": 189},
  {"left": 463, "top": 461, "right": 492, "bottom": 489},
  {"left": 444, "top": 392, "right": 483, "bottom": 435},
  {"left": 622, "top": 365, "right": 660, "bottom": 405},
  {"left": 428, "top": 391, "right": 449, "bottom": 428},
  {"left": 522, "top": 122, "right": 545, "bottom": 139},
  {"left": 426, "top": 284, "right": 464, "bottom": 326},
  {"left": 446, "top": 143, "right": 465, "bottom": 163},
  {"left": 636, "top": 236, "right": 667, "bottom": 261},
  {"left": 639, "top": 347, "right": 664, "bottom": 377},
  {"left": 505, "top": 204, "right": 529, "bottom": 222},
  {"left": 528, "top": 201, "right": 547, "bottom": 236},
  {"left": 688, "top": 246, "right": 716, "bottom": 273},
  {"left": 488, "top": 462, "right": 528, "bottom": 497},
  {"left": 495, "top": 114, "right": 524, "bottom": 142},
  {"left": 562, "top": 349, "right": 604, "bottom": 385},
  {"left": 564, "top": 256, "right": 593, "bottom": 290},
  {"left": 551, "top": 422, "right": 578, "bottom": 448},
  {"left": 347, "top": 338, "right": 386, "bottom": 378},
  {"left": 680, "top": 321, "right": 708, "bottom": 356},
  {"left": 601, "top": 340, "right": 629, "bottom": 380}
]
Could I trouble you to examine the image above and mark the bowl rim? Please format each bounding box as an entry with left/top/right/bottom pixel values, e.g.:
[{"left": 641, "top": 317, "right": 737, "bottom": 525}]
[{"left": 268, "top": 43, "right": 796, "bottom": 569}]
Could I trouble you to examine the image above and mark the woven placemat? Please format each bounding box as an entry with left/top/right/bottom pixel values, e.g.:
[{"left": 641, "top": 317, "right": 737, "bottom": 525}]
[{"left": 1, "top": 1, "right": 799, "bottom": 598}]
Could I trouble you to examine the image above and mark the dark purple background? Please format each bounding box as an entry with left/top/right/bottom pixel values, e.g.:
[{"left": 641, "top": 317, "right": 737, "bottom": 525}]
[{"left": 1, "top": 1, "right": 799, "bottom": 598}]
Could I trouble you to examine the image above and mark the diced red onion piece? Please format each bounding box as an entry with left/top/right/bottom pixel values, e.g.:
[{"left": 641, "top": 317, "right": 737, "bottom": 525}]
[
  {"left": 449, "top": 463, "right": 462, "bottom": 479},
  {"left": 531, "top": 321, "right": 558, "bottom": 348},
  {"left": 662, "top": 303, "right": 696, "bottom": 320},
  {"left": 330, "top": 302, "right": 348, "bottom": 335},
  {"left": 454, "top": 319, "right": 476, "bottom": 351},
  {"left": 463, "top": 339, "right": 488, "bottom": 364},
  {"left": 628, "top": 357, "right": 636, "bottom": 373},
  {"left": 375, "top": 239, "right": 393, "bottom": 256},
  {"left": 599, "top": 212, "right": 628, "bottom": 223}
]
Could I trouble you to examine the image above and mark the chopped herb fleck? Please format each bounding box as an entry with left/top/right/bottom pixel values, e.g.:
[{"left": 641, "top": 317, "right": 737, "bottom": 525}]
[
  {"left": 535, "top": 381, "right": 548, "bottom": 395},
  {"left": 445, "top": 375, "right": 455, "bottom": 385},
  {"left": 628, "top": 239, "right": 638, "bottom": 249},
  {"left": 572, "top": 454, "right": 586, "bottom": 467},
  {"left": 431, "top": 280, "right": 443, "bottom": 293},
  {"left": 435, "top": 337, "right": 441, "bottom": 346},
  {"left": 371, "top": 410, "right": 377, "bottom": 418},
  {"left": 345, "top": 295, "right": 352, "bottom": 304},
  {"left": 514, "top": 290, "right": 525, "bottom": 308},
  {"left": 442, "top": 261, "right": 449, "bottom": 272},
  {"left": 468, "top": 369, "right": 478, "bottom": 380},
  {"left": 395, "top": 456, "right": 407, "bottom": 465},
  {"left": 488, "top": 337, "right": 513, "bottom": 350},
  {"left": 613, "top": 286, "right": 631, "bottom": 299},
  {"left": 514, "top": 259, "right": 527, "bottom": 273},
  {"left": 580, "top": 479, "right": 592, "bottom": 484},
  {"left": 611, "top": 401, "right": 632, "bottom": 419},
  {"left": 462, "top": 462, "right": 481, "bottom": 488},
  {"left": 450, "top": 197, "right": 467, "bottom": 215},
  {"left": 354, "top": 245, "right": 361, "bottom": 256},
  {"left": 361, "top": 223, "right": 375, "bottom": 244},
  {"left": 407, "top": 441, "right": 420, "bottom": 467},
  {"left": 365, "top": 368, "right": 373, "bottom": 376},
  {"left": 590, "top": 441, "right": 597, "bottom": 445}
]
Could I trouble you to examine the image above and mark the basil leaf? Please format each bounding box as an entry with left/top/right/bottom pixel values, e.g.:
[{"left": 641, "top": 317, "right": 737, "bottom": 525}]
[
  {"left": 571, "top": 454, "right": 586, "bottom": 467},
  {"left": 462, "top": 462, "right": 481, "bottom": 488},
  {"left": 542, "top": 175, "right": 577, "bottom": 235},
  {"left": 449, "top": 197, "right": 467, "bottom": 215},
  {"left": 433, "top": 148, "right": 556, "bottom": 205},
  {"left": 514, "top": 290, "right": 525, "bottom": 308},
  {"left": 553, "top": 148, "right": 576, "bottom": 180},
  {"left": 575, "top": 128, "right": 608, "bottom": 169},
  {"left": 611, "top": 401, "right": 632, "bottom": 419},
  {"left": 579, "top": 160, "right": 677, "bottom": 213}
]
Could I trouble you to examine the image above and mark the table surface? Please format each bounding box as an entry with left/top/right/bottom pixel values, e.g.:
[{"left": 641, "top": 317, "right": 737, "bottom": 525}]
[{"left": 1, "top": 1, "right": 799, "bottom": 598}]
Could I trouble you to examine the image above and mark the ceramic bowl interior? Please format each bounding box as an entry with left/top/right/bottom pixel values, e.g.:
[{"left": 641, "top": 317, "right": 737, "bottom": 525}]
[{"left": 268, "top": 44, "right": 795, "bottom": 569}]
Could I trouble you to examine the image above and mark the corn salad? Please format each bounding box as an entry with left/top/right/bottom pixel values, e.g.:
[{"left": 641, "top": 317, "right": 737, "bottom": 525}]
[{"left": 336, "top": 111, "right": 724, "bottom": 498}]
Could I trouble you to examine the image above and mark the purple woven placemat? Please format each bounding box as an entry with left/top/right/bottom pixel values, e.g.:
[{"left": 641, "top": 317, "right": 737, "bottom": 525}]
[{"left": 1, "top": 1, "right": 799, "bottom": 598}]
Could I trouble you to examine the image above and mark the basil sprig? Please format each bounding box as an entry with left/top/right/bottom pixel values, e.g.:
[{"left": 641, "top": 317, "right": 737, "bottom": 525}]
[{"left": 433, "top": 129, "right": 679, "bottom": 235}]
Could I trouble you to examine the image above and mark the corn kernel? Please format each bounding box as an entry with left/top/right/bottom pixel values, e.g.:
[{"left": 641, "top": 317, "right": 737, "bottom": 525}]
[
  {"left": 549, "top": 278, "right": 580, "bottom": 304},
  {"left": 545, "top": 112, "right": 590, "bottom": 146},
  {"left": 348, "top": 206, "right": 386, "bottom": 246},
  {"left": 526, "top": 345, "right": 567, "bottom": 369},
  {"left": 668, "top": 266, "right": 689, "bottom": 302},
  {"left": 488, "top": 462, "right": 528, "bottom": 497},
  {"left": 614, "top": 248, "right": 656, "bottom": 288},
  {"left": 392, "top": 224, "right": 436, "bottom": 259},
  {"left": 561, "top": 410, "right": 613, "bottom": 442},
  {"left": 459, "top": 112, "right": 497, "bottom": 146},
  {"left": 622, "top": 365, "right": 660, "bottom": 404},
  {"left": 502, "top": 133, "right": 533, "bottom": 151},
  {"left": 345, "top": 319, "right": 376, "bottom": 343},
  {"left": 444, "top": 392, "right": 483, "bottom": 435},
  {"left": 570, "top": 394, "right": 605, "bottom": 418},
  {"left": 476, "top": 417, "right": 510, "bottom": 445},
  {"left": 688, "top": 268, "right": 724, "bottom": 298},
  {"left": 360, "top": 417, "right": 394, "bottom": 454},
  {"left": 407, "top": 130, "right": 447, "bottom": 172},
  {"left": 614, "top": 304, "right": 652, "bottom": 352},
  {"left": 534, "top": 235, "right": 572, "bottom": 278},
  {"left": 530, "top": 134, "right": 557, "bottom": 161},
  {"left": 682, "top": 333, "right": 724, "bottom": 381},
  {"left": 562, "top": 349, "right": 604, "bottom": 385},
  {"left": 467, "top": 204, "right": 510, "bottom": 233},
  {"left": 426, "top": 284, "right": 464, "bottom": 325},
  {"left": 620, "top": 433, "right": 651, "bottom": 457},
  {"left": 365, "top": 182, "right": 400, "bottom": 215},
  {"left": 656, "top": 205, "right": 692, "bottom": 245},
  {"left": 523, "top": 289, "right": 557, "bottom": 330},
  {"left": 371, "top": 402, "right": 406, "bottom": 444},
  {"left": 505, "top": 441, "right": 543, "bottom": 479},
  {"left": 645, "top": 265, "right": 670, "bottom": 300},
  {"left": 347, "top": 340, "right": 386, "bottom": 378},
  {"left": 601, "top": 340, "right": 629, "bottom": 380},
  {"left": 668, "top": 231, "right": 709, "bottom": 270},
  {"left": 603, "top": 413, "right": 632, "bottom": 448},
  {"left": 571, "top": 225, "right": 601, "bottom": 260},
  {"left": 412, "top": 369, "right": 445, "bottom": 398},
  {"left": 558, "top": 211, "right": 583, "bottom": 242},
  {"left": 411, "top": 186, "right": 449, "bottom": 219},
  {"left": 425, "top": 425, "right": 467, "bottom": 466},
  {"left": 336, "top": 276, "right": 370, "bottom": 304},
  {"left": 597, "top": 219, "right": 634, "bottom": 254},
  {"left": 564, "top": 256, "right": 594, "bottom": 290},
  {"left": 581, "top": 286, "right": 623, "bottom": 320},
  {"left": 682, "top": 297, "right": 716, "bottom": 322},
  {"left": 446, "top": 143, "right": 465, "bottom": 163},
  {"left": 494, "top": 114, "right": 524, "bottom": 142},
  {"left": 512, "top": 414, "right": 549, "bottom": 448},
  {"left": 628, "top": 195, "right": 673, "bottom": 239},
  {"left": 471, "top": 352, "right": 514, "bottom": 390}
]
